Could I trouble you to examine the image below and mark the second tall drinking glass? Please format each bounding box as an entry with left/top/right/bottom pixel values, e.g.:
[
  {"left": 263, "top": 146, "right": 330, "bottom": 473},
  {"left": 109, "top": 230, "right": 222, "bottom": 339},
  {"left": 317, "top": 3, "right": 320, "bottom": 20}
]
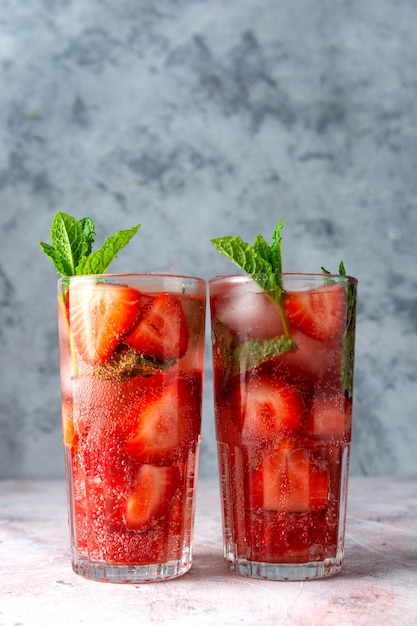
[{"left": 209, "top": 273, "right": 357, "bottom": 581}]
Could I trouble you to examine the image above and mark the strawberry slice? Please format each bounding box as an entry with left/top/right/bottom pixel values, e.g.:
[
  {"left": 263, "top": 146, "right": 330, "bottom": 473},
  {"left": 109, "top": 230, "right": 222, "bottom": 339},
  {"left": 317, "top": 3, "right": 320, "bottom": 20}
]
[
  {"left": 68, "top": 282, "right": 141, "bottom": 366},
  {"left": 125, "top": 293, "right": 189, "bottom": 361},
  {"left": 125, "top": 464, "right": 179, "bottom": 532},
  {"left": 284, "top": 282, "right": 346, "bottom": 342},
  {"left": 238, "top": 376, "right": 305, "bottom": 444},
  {"left": 249, "top": 447, "right": 328, "bottom": 513},
  {"left": 125, "top": 372, "right": 202, "bottom": 463},
  {"left": 304, "top": 395, "right": 352, "bottom": 441}
]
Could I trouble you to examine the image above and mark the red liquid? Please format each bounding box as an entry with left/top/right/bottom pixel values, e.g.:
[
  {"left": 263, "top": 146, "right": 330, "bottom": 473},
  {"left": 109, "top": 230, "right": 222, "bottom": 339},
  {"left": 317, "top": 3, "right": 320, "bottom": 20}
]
[
  {"left": 210, "top": 275, "right": 356, "bottom": 579},
  {"left": 58, "top": 276, "right": 206, "bottom": 581}
]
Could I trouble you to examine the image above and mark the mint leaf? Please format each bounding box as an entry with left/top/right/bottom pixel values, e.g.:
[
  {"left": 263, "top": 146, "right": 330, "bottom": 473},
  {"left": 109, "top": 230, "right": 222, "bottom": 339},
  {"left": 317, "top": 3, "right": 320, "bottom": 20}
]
[
  {"left": 229, "top": 336, "right": 297, "bottom": 378},
  {"left": 39, "top": 241, "right": 69, "bottom": 276},
  {"left": 339, "top": 261, "right": 346, "bottom": 276},
  {"left": 253, "top": 234, "right": 272, "bottom": 267},
  {"left": 39, "top": 212, "right": 86, "bottom": 275},
  {"left": 76, "top": 224, "right": 141, "bottom": 275},
  {"left": 40, "top": 212, "right": 141, "bottom": 276},
  {"left": 212, "top": 316, "right": 297, "bottom": 382},
  {"left": 79, "top": 217, "right": 95, "bottom": 256},
  {"left": 269, "top": 218, "right": 284, "bottom": 273},
  {"left": 210, "top": 236, "right": 272, "bottom": 275}
]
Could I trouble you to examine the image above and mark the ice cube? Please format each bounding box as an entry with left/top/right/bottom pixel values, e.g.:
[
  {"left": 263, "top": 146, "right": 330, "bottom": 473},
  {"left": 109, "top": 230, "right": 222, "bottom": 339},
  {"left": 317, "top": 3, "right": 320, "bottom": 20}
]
[{"left": 212, "top": 279, "right": 283, "bottom": 341}]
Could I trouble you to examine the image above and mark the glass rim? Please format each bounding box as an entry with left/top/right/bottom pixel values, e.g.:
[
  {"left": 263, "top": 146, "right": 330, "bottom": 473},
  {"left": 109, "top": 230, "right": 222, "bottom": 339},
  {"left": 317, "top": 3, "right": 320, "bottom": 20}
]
[
  {"left": 209, "top": 272, "right": 358, "bottom": 285},
  {"left": 58, "top": 272, "right": 207, "bottom": 286}
]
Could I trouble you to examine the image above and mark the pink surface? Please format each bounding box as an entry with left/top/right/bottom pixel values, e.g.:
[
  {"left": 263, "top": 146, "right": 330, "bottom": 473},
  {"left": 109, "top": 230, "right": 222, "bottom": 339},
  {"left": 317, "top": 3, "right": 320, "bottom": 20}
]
[{"left": 0, "top": 476, "right": 416, "bottom": 625}]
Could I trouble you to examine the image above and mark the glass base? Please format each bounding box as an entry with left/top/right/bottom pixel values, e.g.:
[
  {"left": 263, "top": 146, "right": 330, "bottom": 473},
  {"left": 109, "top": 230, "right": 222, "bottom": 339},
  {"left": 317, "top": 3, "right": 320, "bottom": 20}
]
[
  {"left": 227, "top": 555, "right": 343, "bottom": 581},
  {"left": 72, "top": 553, "right": 192, "bottom": 583}
]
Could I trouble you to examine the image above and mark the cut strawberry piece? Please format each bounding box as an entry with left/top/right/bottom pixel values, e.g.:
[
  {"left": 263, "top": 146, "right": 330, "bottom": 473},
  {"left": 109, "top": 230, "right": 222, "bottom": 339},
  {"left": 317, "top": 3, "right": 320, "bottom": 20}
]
[
  {"left": 309, "top": 469, "right": 329, "bottom": 510},
  {"left": 304, "top": 395, "right": 352, "bottom": 441},
  {"left": 125, "top": 464, "right": 179, "bottom": 532},
  {"left": 250, "top": 447, "right": 309, "bottom": 512},
  {"left": 68, "top": 282, "right": 141, "bottom": 366},
  {"left": 238, "top": 376, "right": 305, "bottom": 444},
  {"left": 284, "top": 282, "right": 346, "bottom": 342},
  {"left": 269, "top": 326, "right": 342, "bottom": 382},
  {"left": 125, "top": 372, "right": 202, "bottom": 463},
  {"left": 125, "top": 293, "right": 189, "bottom": 361},
  {"left": 249, "top": 447, "right": 328, "bottom": 513}
]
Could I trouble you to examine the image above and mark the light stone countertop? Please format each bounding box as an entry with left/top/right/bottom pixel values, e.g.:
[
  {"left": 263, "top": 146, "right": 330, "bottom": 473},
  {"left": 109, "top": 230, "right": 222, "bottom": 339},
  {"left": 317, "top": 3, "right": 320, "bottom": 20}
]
[{"left": 0, "top": 477, "right": 416, "bottom": 626}]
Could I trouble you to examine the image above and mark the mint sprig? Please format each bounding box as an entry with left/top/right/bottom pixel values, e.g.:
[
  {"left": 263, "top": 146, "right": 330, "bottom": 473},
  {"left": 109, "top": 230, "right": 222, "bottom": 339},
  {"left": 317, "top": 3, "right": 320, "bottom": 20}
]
[
  {"left": 211, "top": 219, "right": 284, "bottom": 287},
  {"left": 39, "top": 211, "right": 141, "bottom": 276},
  {"left": 210, "top": 220, "right": 296, "bottom": 377},
  {"left": 211, "top": 219, "right": 291, "bottom": 338}
]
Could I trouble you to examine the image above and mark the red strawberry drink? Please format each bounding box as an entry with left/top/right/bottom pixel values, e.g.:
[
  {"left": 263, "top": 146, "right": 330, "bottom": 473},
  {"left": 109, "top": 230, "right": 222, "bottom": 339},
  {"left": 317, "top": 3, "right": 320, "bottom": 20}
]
[
  {"left": 209, "top": 273, "right": 357, "bottom": 580},
  {"left": 58, "top": 274, "right": 206, "bottom": 582}
]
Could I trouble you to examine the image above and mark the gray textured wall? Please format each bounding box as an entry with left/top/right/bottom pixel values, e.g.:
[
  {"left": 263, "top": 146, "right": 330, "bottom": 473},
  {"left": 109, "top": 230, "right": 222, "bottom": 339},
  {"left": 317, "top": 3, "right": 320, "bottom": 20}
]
[{"left": 1, "top": 0, "right": 416, "bottom": 478}]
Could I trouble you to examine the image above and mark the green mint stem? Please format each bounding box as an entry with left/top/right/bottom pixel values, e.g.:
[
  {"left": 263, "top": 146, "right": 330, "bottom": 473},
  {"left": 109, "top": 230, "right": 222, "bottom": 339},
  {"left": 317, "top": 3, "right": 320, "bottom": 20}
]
[
  {"left": 277, "top": 298, "right": 292, "bottom": 339},
  {"left": 252, "top": 270, "right": 291, "bottom": 341}
]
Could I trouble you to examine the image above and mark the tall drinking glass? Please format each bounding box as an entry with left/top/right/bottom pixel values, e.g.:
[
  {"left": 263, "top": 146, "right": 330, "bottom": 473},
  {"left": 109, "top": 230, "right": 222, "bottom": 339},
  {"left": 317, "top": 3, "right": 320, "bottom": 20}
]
[
  {"left": 58, "top": 274, "right": 206, "bottom": 582},
  {"left": 209, "top": 273, "right": 357, "bottom": 580}
]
